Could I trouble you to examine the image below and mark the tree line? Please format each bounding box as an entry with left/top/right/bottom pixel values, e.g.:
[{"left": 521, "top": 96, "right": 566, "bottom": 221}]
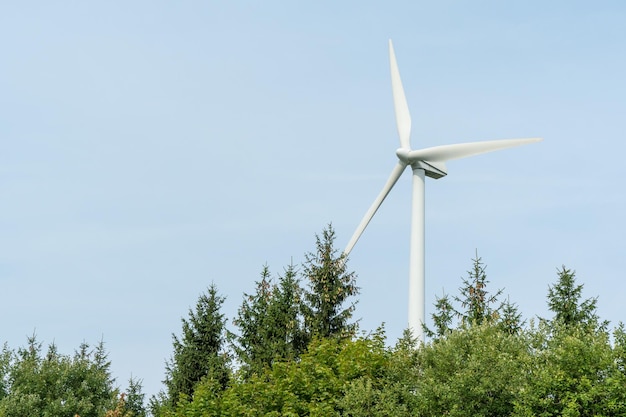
[{"left": 1, "top": 224, "right": 624, "bottom": 416}]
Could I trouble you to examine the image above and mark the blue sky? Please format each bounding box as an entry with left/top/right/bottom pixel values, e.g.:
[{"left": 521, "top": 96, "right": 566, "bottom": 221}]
[{"left": 2, "top": 1, "right": 625, "bottom": 397}]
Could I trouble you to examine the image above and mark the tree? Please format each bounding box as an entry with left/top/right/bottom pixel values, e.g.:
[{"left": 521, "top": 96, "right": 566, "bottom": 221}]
[
  {"left": 454, "top": 253, "right": 502, "bottom": 326},
  {"left": 233, "top": 264, "right": 306, "bottom": 377},
  {"left": 414, "top": 324, "right": 528, "bottom": 417},
  {"left": 171, "top": 332, "right": 390, "bottom": 417},
  {"left": 0, "top": 335, "right": 118, "bottom": 417},
  {"left": 0, "top": 343, "right": 11, "bottom": 401},
  {"left": 498, "top": 297, "right": 525, "bottom": 335},
  {"left": 123, "top": 376, "right": 146, "bottom": 417},
  {"left": 424, "top": 292, "right": 454, "bottom": 340},
  {"left": 302, "top": 224, "right": 359, "bottom": 339},
  {"left": 269, "top": 264, "right": 307, "bottom": 360},
  {"left": 546, "top": 266, "right": 602, "bottom": 328},
  {"left": 340, "top": 329, "right": 421, "bottom": 417},
  {"left": 512, "top": 321, "right": 626, "bottom": 416},
  {"left": 232, "top": 265, "right": 274, "bottom": 376},
  {"left": 160, "top": 284, "right": 229, "bottom": 409}
]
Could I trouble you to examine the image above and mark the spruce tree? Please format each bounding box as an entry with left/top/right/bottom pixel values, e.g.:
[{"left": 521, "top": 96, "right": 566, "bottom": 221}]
[
  {"left": 162, "top": 284, "right": 229, "bottom": 407},
  {"left": 547, "top": 266, "right": 602, "bottom": 328},
  {"left": 267, "top": 264, "right": 307, "bottom": 360},
  {"left": 302, "top": 224, "right": 359, "bottom": 339},
  {"left": 124, "top": 376, "right": 146, "bottom": 417},
  {"left": 498, "top": 297, "right": 524, "bottom": 335},
  {"left": 233, "top": 264, "right": 306, "bottom": 376},
  {"left": 424, "top": 292, "right": 454, "bottom": 339},
  {"left": 454, "top": 253, "right": 502, "bottom": 326}
]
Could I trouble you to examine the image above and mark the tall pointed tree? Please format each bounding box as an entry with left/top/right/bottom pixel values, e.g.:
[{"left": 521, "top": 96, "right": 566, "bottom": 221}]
[
  {"left": 424, "top": 292, "right": 455, "bottom": 340},
  {"left": 302, "top": 224, "right": 359, "bottom": 339},
  {"left": 498, "top": 297, "right": 524, "bottom": 335},
  {"left": 547, "top": 266, "right": 602, "bottom": 328},
  {"left": 268, "top": 264, "right": 307, "bottom": 360},
  {"left": 124, "top": 376, "right": 146, "bottom": 417},
  {"left": 233, "top": 264, "right": 306, "bottom": 376},
  {"left": 162, "top": 284, "right": 229, "bottom": 408},
  {"left": 454, "top": 253, "right": 502, "bottom": 326}
]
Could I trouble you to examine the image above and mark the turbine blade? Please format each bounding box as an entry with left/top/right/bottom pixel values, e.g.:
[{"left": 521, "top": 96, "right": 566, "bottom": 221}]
[
  {"left": 389, "top": 40, "right": 412, "bottom": 149},
  {"left": 407, "top": 137, "right": 542, "bottom": 162},
  {"left": 344, "top": 161, "right": 408, "bottom": 256}
]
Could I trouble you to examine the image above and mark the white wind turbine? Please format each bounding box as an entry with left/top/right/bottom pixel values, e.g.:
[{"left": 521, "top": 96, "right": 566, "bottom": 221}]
[{"left": 344, "top": 40, "right": 541, "bottom": 342}]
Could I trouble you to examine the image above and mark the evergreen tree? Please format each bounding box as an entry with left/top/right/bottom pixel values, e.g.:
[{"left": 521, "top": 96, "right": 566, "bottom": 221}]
[
  {"left": 161, "top": 284, "right": 229, "bottom": 408},
  {"left": 0, "top": 335, "right": 118, "bottom": 417},
  {"left": 233, "top": 264, "right": 307, "bottom": 377},
  {"left": 454, "top": 253, "right": 502, "bottom": 326},
  {"left": 546, "top": 266, "right": 602, "bottom": 328},
  {"left": 302, "top": 224, "right": 359, "bottom": 339},
  {"left": 124, "top": 376, "right": 146, "bottom": 417},
  {"left": 267, "top": 264, "right": 307, "bottom": 360},
  {"left": 424, "top": 292, "right": 454, "bottom": 339},
  {"left": 232, "top": 265, "right": 272, "bottom": 373},
  {"left": 498, "top": 297, "right": 525, "bottom": 335}
]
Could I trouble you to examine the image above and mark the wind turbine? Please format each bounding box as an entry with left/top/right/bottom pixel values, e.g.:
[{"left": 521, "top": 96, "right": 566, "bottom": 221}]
[{"left": 343, "top": 40, "right": 541, "bottom": 342}]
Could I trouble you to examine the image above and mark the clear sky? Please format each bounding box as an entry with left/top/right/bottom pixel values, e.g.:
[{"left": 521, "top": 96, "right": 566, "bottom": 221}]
[{"left": 2, "top": 0, "right": 625, "bottom": 398}]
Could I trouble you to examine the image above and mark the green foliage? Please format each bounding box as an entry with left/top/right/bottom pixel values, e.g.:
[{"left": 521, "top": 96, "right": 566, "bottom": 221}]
[
  {"left": 414, "top": 324, "right": 528, "bottom": 417},
  {"left": 339, "top": 330, "right": 420, "bottom": 416},
  {"left": 232, "top": 264, "right": 306, "bottom": 378},
  {"left": 123, "top": 376, "right": 146, "bottom": 417},
  {"left": 547, "top": 266, "right": 603, "bottom": 329},
  {"left": 512, "top": 321, "right": 626, "bottom": 416},
  {"left": 0, "top": 344, "right": 11, "bottom": 401},
  {"left": 0, "top": 336, "right": 118, "bottom": 417},
  {"left": 302, "top": 224, "right": 359, "bottom": 340},
  {"left": 425, "top": 253, "right": 521, "bottom": 338},
  {"left": 158, "top": 283, "right": 229, "bottom": 411},
  {"left": 498, "top": 297, "right": 525, "bottom": 335},
  {"left": 147, "top": 256, "right": 626, "bottom": 416},
  {"left": 171, "top": 332, "right": 390, "bottom": 417},
  {"left": 454, "top": 253, "right": 503, "bottom": 326},
  {"left": 232, "top": 265, "right": 274, "bottom": 376},
  {"left": 424, "top": 292, "right": 454, "bottom": 339}
]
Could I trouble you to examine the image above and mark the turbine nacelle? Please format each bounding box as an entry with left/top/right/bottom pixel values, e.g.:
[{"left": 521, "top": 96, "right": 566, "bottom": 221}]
[{"left": 396, "top": 148, "right": 448, "bottom": 179}]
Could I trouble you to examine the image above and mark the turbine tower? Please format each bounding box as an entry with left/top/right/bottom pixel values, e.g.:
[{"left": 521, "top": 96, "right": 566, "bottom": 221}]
[{"left": 344, "top": 40, "right": 541, "bottom": 342}]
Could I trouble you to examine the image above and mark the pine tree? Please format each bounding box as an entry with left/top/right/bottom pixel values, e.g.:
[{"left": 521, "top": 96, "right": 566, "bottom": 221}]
[
  {"left": 162, "top": 284, "right": 229, "bottom": 407},
  {"left": 302, "top": 224, "right": 359, "bottom": 339}
]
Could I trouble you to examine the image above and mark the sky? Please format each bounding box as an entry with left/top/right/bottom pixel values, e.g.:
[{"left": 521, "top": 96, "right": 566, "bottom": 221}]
[{"left": 1, "top": 0, "right": 625, "bottom": 398}]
